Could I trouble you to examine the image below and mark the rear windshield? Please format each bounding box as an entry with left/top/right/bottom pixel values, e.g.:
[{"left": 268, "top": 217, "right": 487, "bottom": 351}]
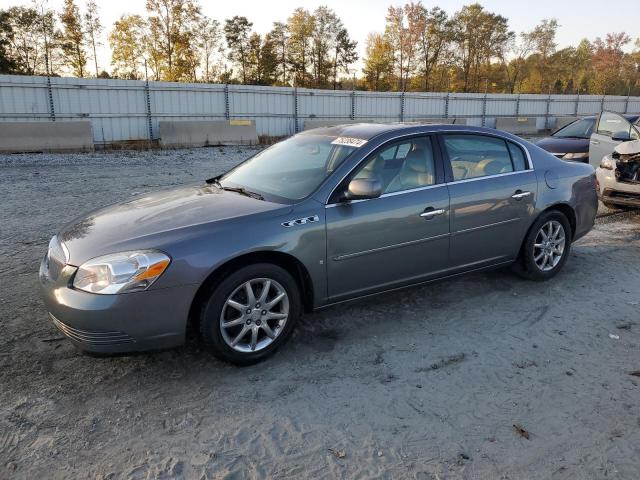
[{"left": 221, "top": 134, "right": 358, "bottom": 201}]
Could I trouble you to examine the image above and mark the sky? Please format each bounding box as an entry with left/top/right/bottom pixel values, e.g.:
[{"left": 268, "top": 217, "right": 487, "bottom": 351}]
[{"left": 7, "top": 0, "right": 640, "bottom": 74}]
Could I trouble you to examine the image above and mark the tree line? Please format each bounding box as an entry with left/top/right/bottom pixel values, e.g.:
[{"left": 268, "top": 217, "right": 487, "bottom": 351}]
[{"left": 0, "top": 1, "right": 639, "bottom": 95}]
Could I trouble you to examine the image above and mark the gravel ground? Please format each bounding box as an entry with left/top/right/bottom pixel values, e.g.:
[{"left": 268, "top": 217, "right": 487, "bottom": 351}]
[{"left": 1, "top": 148, "right": 640, "bottom": 479}]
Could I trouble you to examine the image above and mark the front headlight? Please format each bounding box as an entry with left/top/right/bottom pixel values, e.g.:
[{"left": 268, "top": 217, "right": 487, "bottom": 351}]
[
  {"left": 73, "top": 250, "right": 171, "bottom": 294},
  {"left": 563, "top": 152, "right": 589, "bottom": 160},
  {"left": 600, "top": 157, "right": 615, "bottom": 170}
]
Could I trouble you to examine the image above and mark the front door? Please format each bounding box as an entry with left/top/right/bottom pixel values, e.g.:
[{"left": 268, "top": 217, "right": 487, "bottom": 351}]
[
  {"left": 325, "top": 136, "right": 450, "bottom": 301},
  {"left": 589, "top": 112, "right": 638, "bottom": 168},
  {"left": 440, "top": 133, "right": 537, "bottom": 269}
]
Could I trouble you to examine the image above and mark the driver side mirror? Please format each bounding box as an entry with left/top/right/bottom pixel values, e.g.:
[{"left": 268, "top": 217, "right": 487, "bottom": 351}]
[
  {"left": 612, "top": 130, "right": 631, "bottom": 142},
  {"left": 343, "top": 178, "right": 383, "bottom": 201}
]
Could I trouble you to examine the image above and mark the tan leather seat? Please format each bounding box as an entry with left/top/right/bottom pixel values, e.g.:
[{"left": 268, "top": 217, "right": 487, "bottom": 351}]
[
  {"left": 355, "top": 154, "right": 384, "bottom": 180},
  {"left": 386, "top": 149, "right": 435, "bottom": 193}
]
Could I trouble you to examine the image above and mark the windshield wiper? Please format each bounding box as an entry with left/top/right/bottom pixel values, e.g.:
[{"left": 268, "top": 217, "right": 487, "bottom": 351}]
[{"left": 207, "top": 177, "right": 264, "bottom": 201}]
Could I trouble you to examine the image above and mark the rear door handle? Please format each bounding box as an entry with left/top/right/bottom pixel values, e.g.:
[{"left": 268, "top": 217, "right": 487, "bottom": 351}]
[
  {"left": 590, "top": 140, "right": 600, "bottom": 145},
  {"left": 420, "top": 207, "right": 445, "bottom": 219},
  {"left": 511, "top": 190, "right": 531, "bottom": 200}
]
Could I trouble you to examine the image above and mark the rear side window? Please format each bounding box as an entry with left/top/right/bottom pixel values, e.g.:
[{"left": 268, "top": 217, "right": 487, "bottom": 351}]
[
  {"left": 443, "top": 135, "right": 517, "bottom": 181},
  {"left": 597, "top": 112, "right": 629, "bottom": 137},
  {"left": 507, "top": 142, "right": 528, "bottom": 171}
]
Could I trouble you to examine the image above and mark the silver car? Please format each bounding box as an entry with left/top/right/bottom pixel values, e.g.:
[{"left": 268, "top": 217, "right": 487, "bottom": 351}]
[
  {"left": 597, "top": 139, "right": 640, "bottom": 208},
  {"left": 40, "top": 124, "right": 598, "bottom": 364}
]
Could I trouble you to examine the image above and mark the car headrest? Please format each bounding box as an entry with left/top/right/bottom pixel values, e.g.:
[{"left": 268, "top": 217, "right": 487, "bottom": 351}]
[{"left": 405, "top": 150, "right": 427, "bottom": 172}]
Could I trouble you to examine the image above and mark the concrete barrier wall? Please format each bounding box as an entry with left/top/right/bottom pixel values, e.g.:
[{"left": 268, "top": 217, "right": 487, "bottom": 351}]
[
  {"left": 494, "top": 117, "right": 538, "bottom": 135},
  {"left": 158, "top": 120, "right": 258, "bottom": 147},
  {"left": 0, "top": 121, "right": 93, "bottom": 153}
]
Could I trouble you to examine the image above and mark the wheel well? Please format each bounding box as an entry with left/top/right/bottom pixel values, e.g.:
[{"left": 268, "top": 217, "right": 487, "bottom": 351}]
[
  {"left": 187, "top": 251, "right": 315, "bottom": 330},
  {"left": 543, "top": 203, "right": 576, "bottom": 238},
  {"left": 516, "top": 203, "right": 577, "bottom": 263}
]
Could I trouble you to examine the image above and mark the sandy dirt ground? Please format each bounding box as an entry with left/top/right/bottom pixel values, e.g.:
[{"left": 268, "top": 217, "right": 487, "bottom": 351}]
[{"left": 1, "top": 148, "right": 639, "bottom": 480}]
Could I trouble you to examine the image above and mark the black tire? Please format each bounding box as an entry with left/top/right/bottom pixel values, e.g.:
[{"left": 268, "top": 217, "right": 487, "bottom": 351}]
[
  {"left": 512, "top": 210, "right": 572, "bottom": 281},
  {"left": 199, "top": 263, "right": 301, "bottom": 365}
]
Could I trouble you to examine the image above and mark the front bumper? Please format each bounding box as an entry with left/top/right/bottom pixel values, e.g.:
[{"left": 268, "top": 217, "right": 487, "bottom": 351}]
[
  {"left": 596, "top": 167, "right": 640, "bottom": 207},
  {"left": 39, "top": 257, "right": 199, "bottom": 354}
]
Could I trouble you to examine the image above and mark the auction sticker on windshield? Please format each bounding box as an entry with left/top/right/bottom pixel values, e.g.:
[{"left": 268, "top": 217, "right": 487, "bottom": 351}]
[{"left": 331, "top": 137, "right": 368, "bottom": 148}]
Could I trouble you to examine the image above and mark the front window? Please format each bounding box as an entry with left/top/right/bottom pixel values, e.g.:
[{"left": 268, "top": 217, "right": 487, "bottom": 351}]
[
  {"left": 553, "top": 118, "right": 594, "bottom": 139},
  {"left": 220, "top": 134, "right": 358, "bottom": 201}
]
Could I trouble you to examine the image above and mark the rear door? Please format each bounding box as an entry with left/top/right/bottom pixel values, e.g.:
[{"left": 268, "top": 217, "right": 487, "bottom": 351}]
[
  {"left": 440, "top": 133, "right": 537, "bottom": 270},
  {"left": 589, "top": 112, "right": 636, "bottom": 168}
]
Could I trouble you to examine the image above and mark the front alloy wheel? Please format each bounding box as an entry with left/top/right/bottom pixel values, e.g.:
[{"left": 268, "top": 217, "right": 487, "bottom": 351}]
[
  {"left": 199, "top": 263, "right": 301, "bottom": 365},
  {"left": 220, "top": 278, "right": 289, "bottom": 353}
]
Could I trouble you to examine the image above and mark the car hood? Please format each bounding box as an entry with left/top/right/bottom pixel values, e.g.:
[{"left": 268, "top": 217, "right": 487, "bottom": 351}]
[
  {"left": 615, "top": 139, "right": 640, "bottom": 155},
  {"left": 536, "top": 136, "right": 589, "bottom": 154},
  {"left": 59, "top": 183, "right": 290, "bottom": 265}
]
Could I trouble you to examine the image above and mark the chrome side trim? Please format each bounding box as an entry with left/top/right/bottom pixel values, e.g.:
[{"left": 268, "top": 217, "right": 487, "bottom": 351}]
[
  {"left": 445, "top": 169, "right": 532, "bottom": 186},
  {"left": 332, "top": 232, "right": 450, "bottom": 261},
  {"left": 452, "top": 217, "right": 520, "bottom": 236},
  {"left": 326, "top": 170, "right": 535, "bottom": 208},
  {"left": 326, "top": 183, "right": 444, "bottom": 208}
]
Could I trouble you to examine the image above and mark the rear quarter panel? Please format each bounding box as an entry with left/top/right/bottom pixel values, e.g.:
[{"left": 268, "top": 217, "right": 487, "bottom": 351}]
[{"left": 528, "top": 143, "right": 598, "bottom": 241}]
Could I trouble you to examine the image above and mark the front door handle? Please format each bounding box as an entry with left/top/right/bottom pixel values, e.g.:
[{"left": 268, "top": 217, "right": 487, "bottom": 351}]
[
  {"left": 590, "top": 140, "right": 600, "bottom": 145},
  {"left": 420, "top": 207, "right": 445, "bottom": 219},
  {"left": 511, "top": 190, "right": 532, "bottom": 200}
]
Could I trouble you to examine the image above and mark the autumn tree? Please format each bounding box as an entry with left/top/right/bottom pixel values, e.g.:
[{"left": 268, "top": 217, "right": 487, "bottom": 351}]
[
  {"left": 268, "top": 21, "right": 289, "bottom": 85},
  {"left": 197, "top": 16, "right": 221, "bottom": 82},
  {"left": 592, "top": 32, "right": 632, "bottom": 94},
  {"left": 145, "top": 0, "right": 201, "bottom": 81},
  {"left": 109, "top": 14, "right": 146, "bottom": 79},
  {"left": 224, "top": 15, "right": 252, "bottom": 84},
  {"left": 287, "top": 8, "right": 314, "bottom": 86},
  {"left": 451, "top": 3, "right": 512, "bottom": 92},
  {"left": 362, "top": 32, "right": 394, "bottom": 91},
  {"left": 331, "top": 27, "right": 357, "bottom": 89},
  {"left": 2, "top": 6, "right": 58, "bottom": 75},
  {"left": 246, "top": 32, "right": 277, "bottom": 84},
  {"left": 529, "top": 19, "right": 559, "bottom": 91},
  {"left": 60, "top": 0, "right": 86, "bottom": 77},
  {"left": 410, "top": 5, "right": 450, "bottom": 91},
  {"left": 0, "top": 10, "right": 17, "bottom": 73},
  {"left": 83, "top": 0, "right": 102, "bottom": 77}
]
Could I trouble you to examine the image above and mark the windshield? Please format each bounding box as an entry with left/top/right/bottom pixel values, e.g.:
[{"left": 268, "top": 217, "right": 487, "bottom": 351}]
[
  {"left": 220, "top": 134, "right": 358, "bottom": 201},
  {"left": 553, "top": 118, "right": 595, "bottom": 139}
]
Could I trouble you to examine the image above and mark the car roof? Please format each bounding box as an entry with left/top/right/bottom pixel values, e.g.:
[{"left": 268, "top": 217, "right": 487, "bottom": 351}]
[
  {"left": 300, "top": 122, "right": 515, "bottom": 140},
  {"left": 299, "top": 123, "right": 411, "bottom": 140}
]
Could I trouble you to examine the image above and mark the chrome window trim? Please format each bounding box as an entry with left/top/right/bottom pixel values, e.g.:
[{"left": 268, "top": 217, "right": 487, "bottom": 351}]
[{"left": 324, "top": 128, "right": 534, "bottom": 206}]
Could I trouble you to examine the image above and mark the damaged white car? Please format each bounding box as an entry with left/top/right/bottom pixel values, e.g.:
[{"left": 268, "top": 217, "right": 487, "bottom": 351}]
[{"left": 597, "top": 139, "right": 640, "bottom": 209}]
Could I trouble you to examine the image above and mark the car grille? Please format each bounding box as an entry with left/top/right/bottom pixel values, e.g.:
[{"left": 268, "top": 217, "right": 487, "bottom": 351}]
[{"left": 50, "top": 314, "right": 136, "bottom": 346}]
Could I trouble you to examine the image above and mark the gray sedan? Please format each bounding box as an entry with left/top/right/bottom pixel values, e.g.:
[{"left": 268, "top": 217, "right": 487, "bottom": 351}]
[{"left": 40, "top": 124, "right": 598, "bottom": 364}]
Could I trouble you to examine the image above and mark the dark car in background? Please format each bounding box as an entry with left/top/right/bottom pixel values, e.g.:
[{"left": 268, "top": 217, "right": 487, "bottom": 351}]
[
  {"left": 537, "top": 114, "right": 640, "bottom": 164},
  {"left": 536, "top": 116, "right": 596, "bottom": 163}
]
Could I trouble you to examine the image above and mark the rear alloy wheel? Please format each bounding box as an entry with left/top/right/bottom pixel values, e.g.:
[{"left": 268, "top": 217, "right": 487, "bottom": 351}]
[
  {"left": 513, "top": 210, "right": 572, "bottom": 281},
  {"left": 199, "top": 263, "right": 301, "bottom": 365},
  {"left": 532, "top": 220, "right": 565, "bottom": 272}
]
